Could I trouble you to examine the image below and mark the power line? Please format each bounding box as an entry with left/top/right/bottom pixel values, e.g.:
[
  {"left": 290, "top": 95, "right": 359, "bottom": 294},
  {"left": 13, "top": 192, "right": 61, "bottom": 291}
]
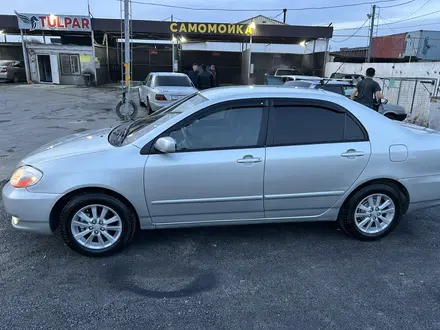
[
  {"left": 377, "top": 13, "right": 398, "bottom": 33},
  {"left": 379, "top": 0, "right": 415, "bottom": 8},
  {"left": 391, "top": 0, "right": 432, "bottom": 18},
  {"left": 271, "top": 11, "right": 284, "bottom": 20},
  {"left": 124, "top": 0, "right": 402, "bottom": 12},
  {"left": 334, "top": 8, "right": 440, "bottom": 30},
  {"left": 332, "top": 18, "right": 370, "bottom": 43}
]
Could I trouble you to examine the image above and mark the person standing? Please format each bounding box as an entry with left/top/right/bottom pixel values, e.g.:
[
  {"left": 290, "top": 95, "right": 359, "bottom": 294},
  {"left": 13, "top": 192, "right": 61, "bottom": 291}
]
[
  {"left": 187, "top": 63, "right": 198, "bottom": 87},
  {"left": 197, "top": 64, "right": 214, "bottom": 90},
  {"left": 350, "top": 67, "right": 384, "bottom": 110},
  {"left": 210, "top": 64, "right": 220, "bottom": 87}
]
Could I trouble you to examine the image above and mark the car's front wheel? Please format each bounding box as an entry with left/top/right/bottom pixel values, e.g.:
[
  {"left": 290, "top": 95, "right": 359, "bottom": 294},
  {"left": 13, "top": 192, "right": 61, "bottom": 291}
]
[
  {"left": 338, "top": 184, "right": 405, "bottom": 240},
  {"left": 59, "top": 193, "right": 137, "bottom": 256}
]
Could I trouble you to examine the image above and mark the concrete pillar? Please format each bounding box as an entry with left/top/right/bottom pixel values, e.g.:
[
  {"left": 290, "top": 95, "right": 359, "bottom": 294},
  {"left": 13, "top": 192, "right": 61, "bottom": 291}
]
[{"left": 428, "top": 97, "right": 440, "bottom": 130}]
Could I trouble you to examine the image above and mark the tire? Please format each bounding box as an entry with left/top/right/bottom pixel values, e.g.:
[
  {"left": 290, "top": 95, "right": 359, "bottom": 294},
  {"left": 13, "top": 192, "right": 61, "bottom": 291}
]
[
  {"left": 138, "top": 90, "right": 147, "bottom": 107},
  {"left": 59, "top": 193, "right": 137, "bottom": 256},
  {"left": 338, "top": 184, "right": 405, "bottom": 240},
  {"left": 115, "top": 100, "right": 138, "bottom": 120},
  {"left": 12, "top": 75, "right": 19, "bottom": 83},
  {"left": 385, "top": 113, "right": 396, "bottom": 120}
]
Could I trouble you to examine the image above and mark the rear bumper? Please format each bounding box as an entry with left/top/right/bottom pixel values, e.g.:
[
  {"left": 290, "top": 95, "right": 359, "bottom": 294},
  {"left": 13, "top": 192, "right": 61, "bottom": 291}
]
[
  {"left": 400, "top": 175, "right": 440, "bottom": 213},
  {"left": 0, "top": 72, "right": 11, "bottom": 81},
  {"left": 2, "top": 182, "right": 61, "bottom": 235}
]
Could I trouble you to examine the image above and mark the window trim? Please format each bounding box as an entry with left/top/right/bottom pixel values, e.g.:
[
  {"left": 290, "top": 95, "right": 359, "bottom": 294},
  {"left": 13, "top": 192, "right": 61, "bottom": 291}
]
[
  {"left": 144, "top": 98, "right": 270, "bottom": 155},
  {"left": 266, "top": 98, "right": 369, "bottom": 147},
  {"left": 60, "top": 53, "right": 81, "bottom": 76}
]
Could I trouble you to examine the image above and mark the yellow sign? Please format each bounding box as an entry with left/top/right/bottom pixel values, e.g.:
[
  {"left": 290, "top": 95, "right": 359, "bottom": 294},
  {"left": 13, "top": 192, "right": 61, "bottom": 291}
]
[
  {"left": 80, "top": 55, "right": 91, "bottom": 62},
  {"left": 170, "top": 23, "right": 253, "bottom": 35}
]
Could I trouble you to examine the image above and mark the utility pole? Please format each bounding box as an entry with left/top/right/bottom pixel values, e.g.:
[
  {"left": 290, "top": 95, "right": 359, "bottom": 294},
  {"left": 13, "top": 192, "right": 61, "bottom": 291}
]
[
  {"left": 283, "top": 9, "right": 287, "bottom": 24},
  {"left": 171, "top": 15, "right": 175, "bottom": 72},
  {"left": 123, "top": 0, "right": 131, "bottom": 115},
  {"left": 367, "top": 4, "right": 376, "bottom": 63}
]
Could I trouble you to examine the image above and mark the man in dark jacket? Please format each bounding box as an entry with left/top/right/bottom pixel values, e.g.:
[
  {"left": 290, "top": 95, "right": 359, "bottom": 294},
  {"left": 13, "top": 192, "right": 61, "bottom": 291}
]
[
  {"left": 197, "top": 64, "right": 214, "bottom": 90},
  {"left": 350, "top": 67, "right": 384, "bottom": 110},
  {"left": 187, "top": 63, "right": 198, "bottom": 87}
]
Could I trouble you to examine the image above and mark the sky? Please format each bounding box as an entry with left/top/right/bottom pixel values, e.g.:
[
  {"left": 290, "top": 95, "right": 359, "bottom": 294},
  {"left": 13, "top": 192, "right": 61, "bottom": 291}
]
[{"left": 2, "top": 0, "right": 440, "bottom": 49}]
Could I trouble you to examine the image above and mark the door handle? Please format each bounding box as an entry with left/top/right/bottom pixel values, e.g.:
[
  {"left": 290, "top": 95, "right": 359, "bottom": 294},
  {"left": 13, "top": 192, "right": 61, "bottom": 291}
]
[
  {"left": 341, "top": 149, "right": 364, "bottom": 158},
  {"left": 237, "top": 156, "right": 262, "bottom": 164}
]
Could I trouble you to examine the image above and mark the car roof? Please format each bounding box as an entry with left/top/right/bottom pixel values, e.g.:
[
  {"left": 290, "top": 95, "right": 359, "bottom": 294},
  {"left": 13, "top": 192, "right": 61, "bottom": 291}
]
[
  {"left": 152, "top": 72, "right": 188, "bottom": 77},
  {"left": 199, "top": 85, "right": 336, "bottom": 102}
]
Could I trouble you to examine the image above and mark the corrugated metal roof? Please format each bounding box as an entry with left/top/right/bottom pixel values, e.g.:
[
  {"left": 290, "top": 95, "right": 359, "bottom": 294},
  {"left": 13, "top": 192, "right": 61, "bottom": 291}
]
[{"left": 239, "top": 15, "right": 285, "bottom": 25}]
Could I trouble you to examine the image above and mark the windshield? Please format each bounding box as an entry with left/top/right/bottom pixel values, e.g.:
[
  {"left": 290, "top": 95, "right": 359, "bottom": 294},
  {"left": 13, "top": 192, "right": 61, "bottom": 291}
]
[
  {"left": 121, "top": 93, "right": 209, "bottom": 145},
  {"left": 155, "top": 75, "right": 191, "bottom": 87},
  {"left": 0, "top": 60, "right": 13, "bottom": 67}
]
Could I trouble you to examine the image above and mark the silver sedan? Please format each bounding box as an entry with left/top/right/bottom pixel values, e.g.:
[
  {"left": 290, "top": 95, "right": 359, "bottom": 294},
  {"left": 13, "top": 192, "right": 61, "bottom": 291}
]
[
  {"left": 3, "top": 86, "right": 440, "bottom": 256},
  {"left": 138, "top": 72, "right": 197, "bottom": 114}
]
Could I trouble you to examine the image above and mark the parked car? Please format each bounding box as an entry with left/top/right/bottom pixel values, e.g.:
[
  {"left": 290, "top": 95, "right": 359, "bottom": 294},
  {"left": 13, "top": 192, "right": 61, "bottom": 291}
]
[
  {"left": 138, "top": 72, "right": 198, "bottom": 114},
  {"left": 0, "top": 60, "right": 26, "bottom": 83},
  {"left": 4, "top": 86, "right": 440, "bottom": 256},
  {"left": 264, "top": 74, "right": 322, "bottom": 86},
  {"left": 330, "top": 72, "right": 364, "bottom": 83},
  {"left": 284, "top": 80, "right": 407, "bottom": 121}
]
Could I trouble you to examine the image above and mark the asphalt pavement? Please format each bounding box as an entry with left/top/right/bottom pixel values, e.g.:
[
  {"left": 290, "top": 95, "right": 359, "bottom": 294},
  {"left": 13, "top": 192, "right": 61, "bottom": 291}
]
[{"left": 1, "top": 84, "right": 440, "bottom": 329}]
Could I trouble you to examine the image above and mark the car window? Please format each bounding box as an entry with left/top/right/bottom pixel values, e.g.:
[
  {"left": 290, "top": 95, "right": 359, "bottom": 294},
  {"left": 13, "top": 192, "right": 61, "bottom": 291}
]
[
  {"left": 318, "top": 85, "right": 342, "bottom": 95},
  {"left": 267, "top": 103, "right": 367, "bottom": 146},
  {"left": 342, "top": 86, "right": 355, "bottom": 97},
  {"left": 146, "top": 75, "right": 152, "bottom": 87},
  {"left": 155, "top": 75, "right": 192, "bottom": 87},
  {"left": 13, "top": 62, "right": 24, "bottom": 68},
  {"left": 284, "top": 81, "right": 313, "bottom": 88},
  {"left": 168, "top": 103, "right": 264, "bottom": 152}
]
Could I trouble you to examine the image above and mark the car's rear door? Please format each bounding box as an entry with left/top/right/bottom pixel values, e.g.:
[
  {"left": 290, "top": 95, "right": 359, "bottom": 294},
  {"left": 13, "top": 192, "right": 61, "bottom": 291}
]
[
  {"left": 263, "top": 98, "right": 371, "bottom": 218},
  {"left": 144, "top": 98, "right": 269, "bottom": 225}
]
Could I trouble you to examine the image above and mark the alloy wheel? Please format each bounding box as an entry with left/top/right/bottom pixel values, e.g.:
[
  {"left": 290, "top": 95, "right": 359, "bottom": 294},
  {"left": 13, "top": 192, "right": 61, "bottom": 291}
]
[
  {"left": 354, "top": 194, "right": 395, "bottom": 234},
  {"left": 70, "top": 204, "right": 123, "bottom": 250}
]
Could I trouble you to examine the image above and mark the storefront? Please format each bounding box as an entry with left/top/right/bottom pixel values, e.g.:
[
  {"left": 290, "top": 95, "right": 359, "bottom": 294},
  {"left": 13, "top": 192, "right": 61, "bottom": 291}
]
[{"left": 26, "top": 44, "right": 97, "bottom": 85}]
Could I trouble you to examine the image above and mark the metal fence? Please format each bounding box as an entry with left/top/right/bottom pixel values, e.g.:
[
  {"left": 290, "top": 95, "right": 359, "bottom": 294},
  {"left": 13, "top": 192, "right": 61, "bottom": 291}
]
[{"left": 377, "top": 77, "right": 439, "bottom": 120}]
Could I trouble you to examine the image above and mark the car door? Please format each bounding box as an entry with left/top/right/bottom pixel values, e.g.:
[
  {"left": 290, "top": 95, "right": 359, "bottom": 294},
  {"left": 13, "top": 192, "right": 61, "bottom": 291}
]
[
  {"left": 264, "top": 98, "right": 371, "bottom": 219},
  {"left": 144, "top": 99, "right": 268, "bottom": 225},
  {"left": 140, "top": 74, "right": 152, "bottom": 102}
]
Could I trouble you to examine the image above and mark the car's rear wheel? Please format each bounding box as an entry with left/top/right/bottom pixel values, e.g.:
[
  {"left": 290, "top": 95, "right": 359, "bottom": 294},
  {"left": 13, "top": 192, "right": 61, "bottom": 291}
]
[
  {"left": 146, "top": 97, "right": 153, "bottom": 115},
  {"left": 12, "top": 75, "right": 19, "bottom": 83},
  {"left": 59, "top": 193, "right": 137, "bottom": 256},
  {"left": 338, "top": 184, "right": 404, "bottom": 240}
]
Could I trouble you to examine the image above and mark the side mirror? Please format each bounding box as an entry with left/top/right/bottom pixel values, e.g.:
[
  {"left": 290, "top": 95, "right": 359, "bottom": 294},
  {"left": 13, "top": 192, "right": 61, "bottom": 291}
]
[
  {"left": 381, "top": 98, "right": 389, "bottom": 105},
  {"left": 154, "top": 137, "right": 176, "bottom": 153}
]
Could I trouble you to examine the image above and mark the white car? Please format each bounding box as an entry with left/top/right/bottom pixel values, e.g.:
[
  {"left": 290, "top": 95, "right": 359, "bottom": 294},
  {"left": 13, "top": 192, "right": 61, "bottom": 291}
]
[{"left": 139, "top": 72, "right": 197, "bottom": 114}]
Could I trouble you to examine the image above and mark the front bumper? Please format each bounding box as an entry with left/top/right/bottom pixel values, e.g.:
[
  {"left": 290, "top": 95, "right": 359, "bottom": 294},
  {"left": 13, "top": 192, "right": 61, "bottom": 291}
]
[{"left": 2, "top": 182, "right": 61, "bottom": 235}]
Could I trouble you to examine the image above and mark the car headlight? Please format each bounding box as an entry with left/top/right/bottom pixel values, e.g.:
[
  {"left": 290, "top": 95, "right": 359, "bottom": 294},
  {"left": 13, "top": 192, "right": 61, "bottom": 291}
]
[{"left": 10, "top": 165, "right": 43, "bottom": 188}]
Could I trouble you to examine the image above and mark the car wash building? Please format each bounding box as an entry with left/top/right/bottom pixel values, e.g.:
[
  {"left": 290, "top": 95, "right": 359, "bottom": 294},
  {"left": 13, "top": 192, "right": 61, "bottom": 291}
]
[{"left": 0, "top": 13, "right": 333, "bottom": 86}]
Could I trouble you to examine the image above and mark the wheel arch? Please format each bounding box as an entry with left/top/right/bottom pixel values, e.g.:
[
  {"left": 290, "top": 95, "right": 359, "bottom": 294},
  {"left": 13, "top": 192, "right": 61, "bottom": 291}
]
[
  {"left": 340, "top": 178, "right": 410, "bottom": 214},
  {"left": 49, "top": 187, "right": 140, "bottom": 232}
]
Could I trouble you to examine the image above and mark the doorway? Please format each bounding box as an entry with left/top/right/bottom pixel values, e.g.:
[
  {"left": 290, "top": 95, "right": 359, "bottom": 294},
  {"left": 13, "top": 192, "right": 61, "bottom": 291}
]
[{"left": 37, "top": 55, "right": 52, "bottom": 82}]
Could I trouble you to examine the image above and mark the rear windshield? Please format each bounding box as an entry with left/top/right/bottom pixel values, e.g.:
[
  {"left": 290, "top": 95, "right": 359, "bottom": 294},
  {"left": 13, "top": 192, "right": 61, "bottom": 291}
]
[
  {"left": 0, "top": 60, "right": 13, "bottom": 67},
  {"left": 155, "top": 75, "right": 191, "bottom": 87},
  {"left": 277, "top": 69, "right": 302, "bottom": 76}
]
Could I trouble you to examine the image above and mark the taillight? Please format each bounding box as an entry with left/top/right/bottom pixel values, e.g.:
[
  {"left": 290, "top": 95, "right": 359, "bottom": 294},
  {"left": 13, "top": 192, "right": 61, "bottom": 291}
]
[
  {"left": 155, "top": 94, "right": 167, "bottom": 101},
  {"left": 0, "top": 67, "right": 7, "bottom": 72}
]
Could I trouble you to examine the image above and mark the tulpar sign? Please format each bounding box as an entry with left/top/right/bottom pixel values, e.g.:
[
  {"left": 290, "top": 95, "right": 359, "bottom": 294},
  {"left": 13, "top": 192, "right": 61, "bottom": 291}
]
[{"left": 14, "top": 11, "right": 91, "bottom": 32}]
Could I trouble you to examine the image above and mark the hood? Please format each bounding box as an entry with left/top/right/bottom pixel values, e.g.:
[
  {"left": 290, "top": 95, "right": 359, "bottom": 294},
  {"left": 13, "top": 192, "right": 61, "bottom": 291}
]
[
  {"left": 19, "top": 127, "right": 114, "bottom": 166},
  {"left": 155, "top": 86, "right": 197, "bottom": 95},
  {"left": 399, "top": 122, "right": 440, "bottom": 135}
]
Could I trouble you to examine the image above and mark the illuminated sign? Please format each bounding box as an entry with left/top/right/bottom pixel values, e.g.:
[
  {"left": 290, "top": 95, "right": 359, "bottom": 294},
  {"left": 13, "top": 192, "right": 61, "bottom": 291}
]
[
  {"left": 170, "top": 23, "right": 253, "bottom": 35},
  {"left": 15, "top": 11, "right": 91, "bottom": 32}
]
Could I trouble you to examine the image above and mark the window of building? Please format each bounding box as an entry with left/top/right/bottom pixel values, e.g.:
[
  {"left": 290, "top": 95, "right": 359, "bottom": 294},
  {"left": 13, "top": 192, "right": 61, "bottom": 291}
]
[{"left": 60, "top": 54, "right": 81, "bottom": 75}]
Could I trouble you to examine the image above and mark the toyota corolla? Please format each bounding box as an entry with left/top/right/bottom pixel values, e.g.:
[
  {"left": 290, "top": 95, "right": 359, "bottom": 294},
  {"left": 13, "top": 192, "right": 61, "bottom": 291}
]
[{"left": 3, "top": 86, "right": 440, "bottom": 256}]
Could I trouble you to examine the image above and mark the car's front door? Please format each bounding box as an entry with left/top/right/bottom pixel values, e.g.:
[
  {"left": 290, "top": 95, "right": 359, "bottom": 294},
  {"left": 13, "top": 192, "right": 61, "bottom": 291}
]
[
  {"left": 264, "top": 98, "right": 371, "bottom": 219},
  {"left": 144, "top": 99, "right": 268, "bottom": 225}
]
